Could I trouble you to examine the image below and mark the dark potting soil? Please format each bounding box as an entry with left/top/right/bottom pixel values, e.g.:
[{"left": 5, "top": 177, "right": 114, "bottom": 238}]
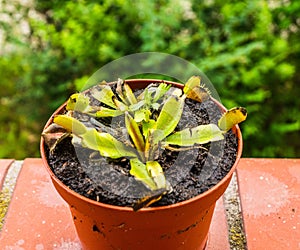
[{"left": 46, "top": 85, "right": 238, "bottom": 209}]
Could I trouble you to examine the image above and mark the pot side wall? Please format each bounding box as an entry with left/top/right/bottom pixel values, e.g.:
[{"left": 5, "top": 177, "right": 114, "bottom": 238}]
[{"left": 40, "top": 79, "right": 243, "bottom": 250}]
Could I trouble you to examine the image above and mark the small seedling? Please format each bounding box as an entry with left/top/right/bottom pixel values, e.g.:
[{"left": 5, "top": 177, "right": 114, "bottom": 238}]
[{"left": 43, "top": 76, "right": 247, "bottom": 210}]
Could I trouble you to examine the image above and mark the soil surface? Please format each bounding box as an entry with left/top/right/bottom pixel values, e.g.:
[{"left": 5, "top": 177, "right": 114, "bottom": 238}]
[{"left": 46, "top": 84, "right": 238, "bottom": 209}]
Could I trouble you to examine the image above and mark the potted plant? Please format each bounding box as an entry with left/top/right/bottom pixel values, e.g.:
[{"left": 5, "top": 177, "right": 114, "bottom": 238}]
[{"left": 41, "top": 76, "right": 247, "bottom": 250}]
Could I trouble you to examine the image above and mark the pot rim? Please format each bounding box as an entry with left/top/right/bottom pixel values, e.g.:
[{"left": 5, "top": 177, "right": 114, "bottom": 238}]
[{"left": 40, "top": 78, "right": 243, "bottom": 213}]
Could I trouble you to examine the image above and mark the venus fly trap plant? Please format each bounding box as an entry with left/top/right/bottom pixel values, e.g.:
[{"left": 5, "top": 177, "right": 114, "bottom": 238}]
[{"left": 42, "top": 76, "right": 247, "bottom": 211}]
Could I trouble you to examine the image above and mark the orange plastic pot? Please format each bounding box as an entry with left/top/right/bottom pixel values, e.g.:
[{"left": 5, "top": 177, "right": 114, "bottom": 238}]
[{"left": 40, "top": 79, "right": 243, "bottom": 250}]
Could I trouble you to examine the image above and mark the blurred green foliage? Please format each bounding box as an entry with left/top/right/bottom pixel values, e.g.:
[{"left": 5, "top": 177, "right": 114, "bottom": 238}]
[{"left": 0, "top": 0, "right": 299, "bottom": 159}]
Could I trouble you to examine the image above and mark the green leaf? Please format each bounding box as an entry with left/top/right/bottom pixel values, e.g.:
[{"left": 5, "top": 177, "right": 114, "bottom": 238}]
[
  {"left": 53, "top": 115, "right": 87, "bottom": 135},
  {"left": 152, "top": 95, "right": 185, "bottom": 144},
  {"left": 146, "top": 161, "right": 166, "bottom": 189},
  {"left": 91, "top": 130, "right": 137, "bottom": 158},
  {"left": 129, "top": 100, "right": 145, "bottom": 112},
  {"left": 91, "top": 85, "right": 117, "bottom": 109},
  {"left": 144, "top": 88, "right": 153, "bottom": 106},
  {"left": 142, "top": 119, "right": 156, "bottom": 139},
  {"left": 218, "top": 107, "right": 247, "bottom": 132},
  {"left": 136, "top": 87, "right": 149, "bottom": 102},
  {"left": 153, "top": 83, "right": 171, "bottom": 102},
  {"left": 164, "top": 124, "right": 224, "bottom": 146},
  {"left": 129, "top": 158, "right": 157, "bottom": 190},
  {"left": 134, "top": 109, "right": 150, "bottom": 122},
  {"left": 151, "top": 103, "right": 160, "bottom": 110}
]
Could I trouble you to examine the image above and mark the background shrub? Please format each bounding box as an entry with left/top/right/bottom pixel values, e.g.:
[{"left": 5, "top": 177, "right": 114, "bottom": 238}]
[{"left": 0, "top": 0, "right": 299, "bottom": 158}]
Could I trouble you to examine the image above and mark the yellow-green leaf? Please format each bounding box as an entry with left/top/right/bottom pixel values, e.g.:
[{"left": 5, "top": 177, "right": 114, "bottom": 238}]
[
  {"left": 129, "top": 100, "right": 145, "bottom": 112},
  {"left": 124, "top": 83, "right": 137, "bottom": 105},
  {"left": 79, "top": 129, "right": 100, "bottom": 151},
  {"left": 66, "top": 93, "right": 91, "bottom": 112},
  {"left": 53, "top": 115, "right": 87, "bottom": 135},
  {"left": 91, "top": 85, "right": 117, "bottom": 109},
  {"left": 129, "top": 158, "right": 157, "bottom": 190},
  {"left": 134, "top": 109, "right": 150, "bottom": 123},
  {"left": 152, "top": 95, "right": 185, "bottom": 144},
  {"left": 95, "top": 107, "right": 124, "bottom": 117},
  {"left": 165, "top": 124, "right": 224, "bottom": 146},
  {"left": 183, "top": 76, "right": 210, "bottom": 102},
  {"left": 66, "top": 93, "right": 78, "bottom": 111},
  {"left": 116, "top": 78, "right": 127, "bottom": 104},
  {"left": 146, "top": 161, "right": 166, "bottom": 189},
  {"left": 142, "top": 119, "right": 156, "bottom": 139},
  {"left": 183, "top": 76, "right": 201, "bottom": 96},
  {"left": 90, "top": 131, "right": 137, "bottom": 158},
  {"left": 153, "top": 83, "right": 171, "bottom": 102},
  {"left": 113, "top": 97, "right": 128, "bottom": 111},
  {"left": 218, "top": 107, "right": 247, "bottom": 132},
  {"left": 125, "top": 113, "right": 145, "bottom": 159}
]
